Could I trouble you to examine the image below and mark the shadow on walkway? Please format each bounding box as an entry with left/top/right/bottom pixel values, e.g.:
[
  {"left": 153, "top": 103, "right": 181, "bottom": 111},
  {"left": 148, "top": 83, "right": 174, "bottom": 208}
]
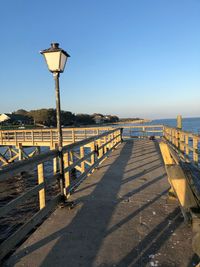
[{"left": 6, "top": 140, "right": 196, "bottom": 267}]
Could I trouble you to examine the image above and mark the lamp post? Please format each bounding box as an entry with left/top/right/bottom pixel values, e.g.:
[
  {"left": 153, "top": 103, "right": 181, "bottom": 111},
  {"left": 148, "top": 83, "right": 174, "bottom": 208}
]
[{"left": 40, "top": 43, "right": 70, "bottom": 199}]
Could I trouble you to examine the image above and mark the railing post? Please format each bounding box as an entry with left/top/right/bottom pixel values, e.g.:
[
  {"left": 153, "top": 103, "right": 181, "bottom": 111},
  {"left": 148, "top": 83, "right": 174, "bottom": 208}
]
[
  {"left": 193, "top": 137, "right": 199, "bottom": 165},
  {"left": 91, "top": 141, "right": 95, "bottom": 165},
  {"left": 51, "top": 144, "right": 58, "bottom": 175},
  {"left": 18, "top": 143, "right": 23, "bottom": 161},
  {"left": 103, "top": 136, "right": 107, "bottom": 153},
  {"left": 80, "top": 146, "right": 85, "bottom": 173},
  {"left": 177, "top": 115, "right": 182, "bottom": 129},
  {"left": 120, "top": 128, "right": 123, "bottom": 142},
  {"left": 177, "top": 130, "right": 180, "bottom": 150},
  {"left": 185, "top": 135, "right": 189, "bottom": 155},
  {"left": 179, "top": 132, "right": 184, "bottom": 152},
  {"left": 63, "top": 152, "right": 70, "bottom": 198},
  {"left": 107, "top": 133, "right": 111, "bottom": 150},
  {"left": 37, "top": 163, "right": 46, "bottom": 209},
  {"left": 98, "top": 138, "right": 103, "bottom": 158},
  {"left": 15, "top": 131, "right": 17, "bottom": 146}
]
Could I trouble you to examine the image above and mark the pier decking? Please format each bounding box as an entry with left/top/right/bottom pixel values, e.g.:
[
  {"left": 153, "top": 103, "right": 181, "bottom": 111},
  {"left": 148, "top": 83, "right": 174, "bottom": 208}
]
[{"left": 4, "top": 139, "right": 197, "bottom": 267}]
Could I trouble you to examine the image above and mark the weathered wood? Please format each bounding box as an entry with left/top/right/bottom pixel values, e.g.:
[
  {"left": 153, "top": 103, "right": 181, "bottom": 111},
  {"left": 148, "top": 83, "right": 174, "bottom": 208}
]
[
  {"left": 0, "top": 149, "right": 58, "bottom": 181},
  {"left": 166, "top": 165, "right": 198, "bottom": 209},
  {"left": 0, "top": 128, "right": 123, "bottom": 262},
  {"left": 193, "top": 138, "right": 198, "bottom": 165},
  {"left": 90, "top": 141, "right": 95, "bottom": 165},
  {"left": 0, "top": 183, "right": 44, "bottom": 217},
  {"left": 159, "top": 142, "right": 174, "bottom": 165},
  {"left": 177, "top": 115, "right": 182, "bottom": 129},
  {"left": 164, "top": 126, "right": 200, "bottom": 168},
  {"left": 37, "top": 163, "right": 46, "bottom": 209},
  {"left": 63, "top": 152, "right": 70, "bottom": 197},
  {"left": 0, "top": 195, "right": 60, "bottom": 261},
  {"left": 80, "top": 146, "right": 85, "bottom": 173},
  {"left": 0, "top": 126, "right": 163, "bottom": 147}
]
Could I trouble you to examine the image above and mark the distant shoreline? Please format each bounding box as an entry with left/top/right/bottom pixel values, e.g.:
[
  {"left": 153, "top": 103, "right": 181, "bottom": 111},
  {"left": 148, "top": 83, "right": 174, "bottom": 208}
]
[{"left": 114, "top": 119, "right": 152, "bottom": 124}]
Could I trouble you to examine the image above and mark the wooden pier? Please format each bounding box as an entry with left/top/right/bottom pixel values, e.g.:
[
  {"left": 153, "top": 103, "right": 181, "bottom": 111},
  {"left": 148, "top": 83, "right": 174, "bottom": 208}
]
[
  {"left": 0, "top": 125, "right": 163, "bottom": 168},
  {"left": 0, "top": 124, "right": 200, "bottom": 266},
  {"left": 3, "top": 139, "right": 199, "bottom": 266}
]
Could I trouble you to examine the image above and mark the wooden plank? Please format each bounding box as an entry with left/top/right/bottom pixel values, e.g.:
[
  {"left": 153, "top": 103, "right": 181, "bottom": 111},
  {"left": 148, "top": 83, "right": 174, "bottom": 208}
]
[
  {"left": 37, "top": 163, "right": 46, "bottom": 209},
  {"left": 159, "top": 142, "right": 174, "bottom": 165},
  {"left": 80, "top": 146, "right": 85, "bottom": 173},
  {"left": 63, "top": 152, "right": 70, "bottom": 197},
  {"left": 0, "top": 149, "right": 58, "bottom": 181},
  {"left": 166, "top": 165, "right": 198, "bottom": 209},
  {"left": 69, "top": 140, "right": 120, "bottom": 193},
  {"left": 0, "top": 183, "right": 44, "bottom": 217},
  {"left": 0, "top": 195, "right": 60, "bottom": 261}
]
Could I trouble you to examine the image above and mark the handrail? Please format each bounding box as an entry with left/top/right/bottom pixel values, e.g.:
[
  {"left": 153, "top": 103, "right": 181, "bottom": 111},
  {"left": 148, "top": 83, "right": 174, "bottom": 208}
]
[
  {"left": 0, "top": 128, "right": 123, "bottom": 261},
  {"left": 163, "top": 125, "right": 200, "bottom": 168}
]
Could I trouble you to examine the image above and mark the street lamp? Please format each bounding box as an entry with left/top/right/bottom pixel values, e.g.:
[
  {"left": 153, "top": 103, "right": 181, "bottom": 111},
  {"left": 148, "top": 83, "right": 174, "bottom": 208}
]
[
  {"left": 40, "top": 42, "right": 70, "bottom": 199},
  {"left": 40, "top": 43, "right": 70, "bottom": 148}
]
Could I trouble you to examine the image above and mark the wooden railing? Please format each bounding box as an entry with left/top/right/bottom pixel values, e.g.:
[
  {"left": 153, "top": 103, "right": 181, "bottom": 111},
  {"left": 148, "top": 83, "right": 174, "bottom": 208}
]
[
  {"left": 0, "top": 128, "right": 122, "bottom": 261},
  {"left": 163, "top": 126, "right": 200, "bottom": 167},
  {"left": 0, "top": 127, "right": 112, "bottom": 147},
  {"left": 121, "top": 125, "right": 163, "bottom": 138},
  {"left": 0, "top": 125, "right": 163, "bottom": 148}
]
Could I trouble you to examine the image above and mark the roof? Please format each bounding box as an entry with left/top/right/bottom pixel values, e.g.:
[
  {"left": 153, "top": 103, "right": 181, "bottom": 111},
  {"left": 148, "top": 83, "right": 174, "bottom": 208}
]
[{"left": 0, "top": 113, "right": 31, "bottom": 123}]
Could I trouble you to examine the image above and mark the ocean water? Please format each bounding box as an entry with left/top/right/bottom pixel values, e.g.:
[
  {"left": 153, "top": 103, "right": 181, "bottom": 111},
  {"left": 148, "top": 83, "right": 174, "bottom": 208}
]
[
  {"left": 151, "top": 117, "right": 200, "bottom": 134},
  {"left": 116, "top": 117, "right": 200, "bottom": 135}
]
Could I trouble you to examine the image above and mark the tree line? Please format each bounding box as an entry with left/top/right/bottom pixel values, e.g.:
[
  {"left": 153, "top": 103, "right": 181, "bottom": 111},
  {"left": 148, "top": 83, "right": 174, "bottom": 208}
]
[{"left": 13, "top": 109, "right": 119, "bottom": 126}]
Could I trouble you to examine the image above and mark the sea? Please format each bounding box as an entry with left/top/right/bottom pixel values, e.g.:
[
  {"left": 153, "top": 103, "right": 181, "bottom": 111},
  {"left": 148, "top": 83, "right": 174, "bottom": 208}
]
[
  {"left": 117, "top": 117, "right": 200, "bottom": 134},
  {"left": 151, "top": 117, "right": 200, "bottom": 134}
]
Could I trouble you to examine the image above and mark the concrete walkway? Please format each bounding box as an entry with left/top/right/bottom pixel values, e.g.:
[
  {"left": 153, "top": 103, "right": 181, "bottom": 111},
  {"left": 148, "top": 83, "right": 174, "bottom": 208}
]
[{"left": 4, "top": 140, "right": 198, "bottom": 267}]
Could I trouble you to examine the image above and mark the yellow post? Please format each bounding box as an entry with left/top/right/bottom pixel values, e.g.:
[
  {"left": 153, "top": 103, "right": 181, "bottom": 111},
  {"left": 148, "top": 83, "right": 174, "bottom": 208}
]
[
  {"left": 103, "top": 136, "right": 107, "bottom": 153},
  {"left": 80, "top": 146, "right": 85, "bottom": 173},
  {"left": 179, "top": 133, "right": 184, "bottom": 152},
  {"left": 177, "top": 115, "right": 182, "bottom": 129},
  {"left": 193, "top": 138, "right": 199, "bottom": 165},
  {"left": 63, "top": 152, "right": 70, "bottom": 198},
  {"left": 98, "top": 139, "right": 103, "bottom": 158},
  {"left": 185, "top": 135, "right": 189, "bottom": 155},
  {"left": 37, "top": 163, "right": 45, "bottom": 209},
  {"left": 91, "top": 142, "right": 95, "bottom": 165},
  {"left": 175, "top": 130, "right": 179, "bottom": 148},
  {"left": 18, "top": 143, "right": 23, "bottom": 161},
  {"left": 51, "top": 144, "right": 58, "bottom": 175}
]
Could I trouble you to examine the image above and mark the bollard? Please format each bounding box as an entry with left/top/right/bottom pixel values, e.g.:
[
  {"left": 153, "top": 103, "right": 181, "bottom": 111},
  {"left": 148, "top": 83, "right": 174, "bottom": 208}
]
[{"left": 177, "top": 115, "right": 182, "bottom": 129}]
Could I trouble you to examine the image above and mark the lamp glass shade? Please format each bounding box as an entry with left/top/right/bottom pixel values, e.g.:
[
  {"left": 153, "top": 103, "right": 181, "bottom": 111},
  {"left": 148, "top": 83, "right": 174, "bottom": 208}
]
[
  {"left": 41, "top": 43, "right": 70, "bottom": 73},
  {"left": 60, "top": 53, "right": 67, "bottom": 72},
  {"left": 43, "top": 51, "right": 60, "bottom": 72}
]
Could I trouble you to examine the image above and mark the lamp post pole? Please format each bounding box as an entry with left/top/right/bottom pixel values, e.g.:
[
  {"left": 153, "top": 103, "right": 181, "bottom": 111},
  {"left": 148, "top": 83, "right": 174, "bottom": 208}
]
[
  {"left": 53, "top": 72, "right": 65, "bottom": 199},
  {"left": 40, "top": 43, "right": 70, "bottom": 202},
  {"left": 53, "top": 72, "right": 63, "bottom": 148}
]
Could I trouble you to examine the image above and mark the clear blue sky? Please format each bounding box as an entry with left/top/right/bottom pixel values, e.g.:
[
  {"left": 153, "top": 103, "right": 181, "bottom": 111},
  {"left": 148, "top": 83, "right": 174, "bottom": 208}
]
[{"left": 0, "top": 0, "right": 200, "bottom": 119}]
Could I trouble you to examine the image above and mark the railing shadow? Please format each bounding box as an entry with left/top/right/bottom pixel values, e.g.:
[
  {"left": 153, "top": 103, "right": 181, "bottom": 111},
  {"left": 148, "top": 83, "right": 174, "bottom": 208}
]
[
  {"left": 7, "top": 141, "right": 134, "bottom": 266},
  {"left": 5, "top": 139, "right": 192, "bottom": 267}
]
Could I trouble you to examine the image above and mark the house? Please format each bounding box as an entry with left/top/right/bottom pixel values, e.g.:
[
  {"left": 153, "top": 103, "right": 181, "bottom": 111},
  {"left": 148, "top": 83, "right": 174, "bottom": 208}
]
[
  {"left": 92, "top": 114, "right": 105, "bottom": 124},
  {"left": 0, "top": 113, "right": 33, "bottom": 125}
]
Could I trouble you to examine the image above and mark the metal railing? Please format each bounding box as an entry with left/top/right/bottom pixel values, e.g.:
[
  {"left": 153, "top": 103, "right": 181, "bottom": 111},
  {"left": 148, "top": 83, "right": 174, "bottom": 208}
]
[{"left": 0, "top": 128, "right": 122, "bottom": 261}]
